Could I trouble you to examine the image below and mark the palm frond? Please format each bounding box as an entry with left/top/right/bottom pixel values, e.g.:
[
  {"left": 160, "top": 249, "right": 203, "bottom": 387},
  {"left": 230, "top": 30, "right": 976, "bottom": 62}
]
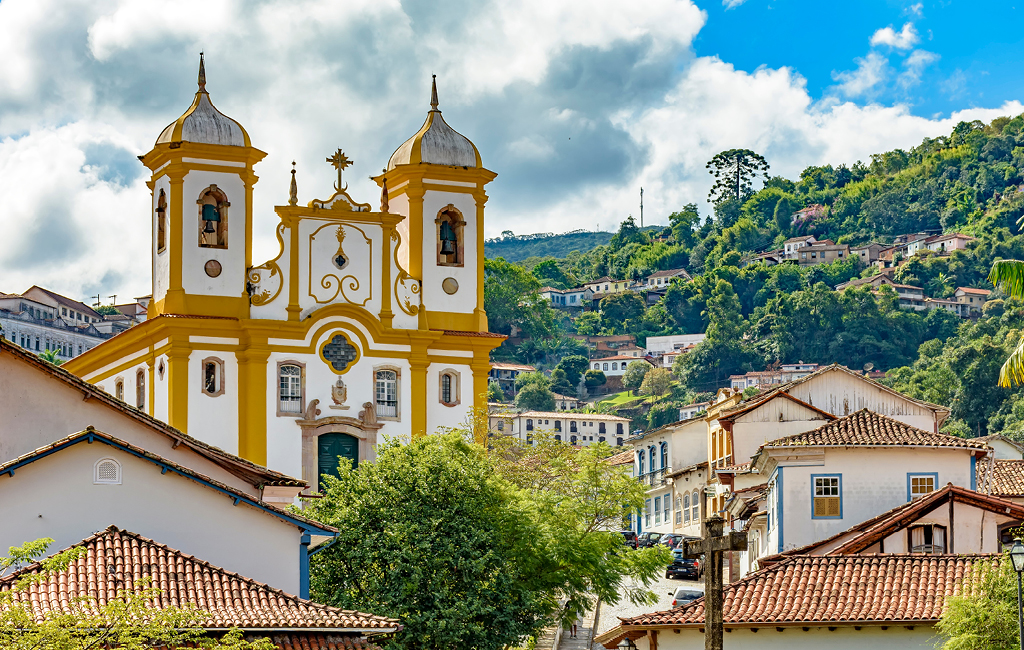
[
  {"left": 999, "top": 337, "right": 1024, "bottom": 388},
  {"left": 988, "top": 259, "right": 1024, "bottom": 298}
]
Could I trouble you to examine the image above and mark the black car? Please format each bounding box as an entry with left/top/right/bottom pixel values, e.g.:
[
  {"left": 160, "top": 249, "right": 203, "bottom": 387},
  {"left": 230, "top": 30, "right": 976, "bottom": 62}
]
[
  {"left": 619, "top": 531, "right": 638, "bottom": 549},
  {"left": 637, "top": 532, "right": 663, "bottom": 548},
  {"left": 665, "top": 556, "right": 701, "bottom": 580}
]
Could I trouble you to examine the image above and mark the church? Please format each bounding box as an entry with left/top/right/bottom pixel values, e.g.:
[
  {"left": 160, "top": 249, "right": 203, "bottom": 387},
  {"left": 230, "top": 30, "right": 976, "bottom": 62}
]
[{"left": 64, "top": 56, "right": 504, "bottom": 490}]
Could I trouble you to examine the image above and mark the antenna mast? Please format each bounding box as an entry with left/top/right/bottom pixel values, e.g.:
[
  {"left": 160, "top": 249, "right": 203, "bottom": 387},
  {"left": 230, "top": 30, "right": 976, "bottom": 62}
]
[{"left": 640, "top": 187, "right": 644, "bottom": 228}]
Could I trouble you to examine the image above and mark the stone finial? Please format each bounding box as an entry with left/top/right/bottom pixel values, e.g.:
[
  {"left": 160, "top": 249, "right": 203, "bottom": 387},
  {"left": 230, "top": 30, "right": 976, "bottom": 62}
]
[
  {"left": 380, "top": 168, "right": 389, "bottom": 213},
  {"left": 198, "top": 52, "right": 207, "bottom": 92},
  {"left": 289, "top": 161, "right": 298, "bottom": 206},
  {"left": 430, "top": 74, "right": 439, "bottom": 112}
]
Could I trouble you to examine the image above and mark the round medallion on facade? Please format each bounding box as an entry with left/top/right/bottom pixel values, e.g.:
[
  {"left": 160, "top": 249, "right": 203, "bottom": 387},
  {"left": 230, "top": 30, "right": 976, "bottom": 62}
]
[
  {"left": 204, "top": 260, "right": 222, "bottom": 277},
  {"left": 320, "top": 333, "right": 359, "bottom": 374},
  {"left": 442, "top": 277, "right": 459, "bottom": 295}
]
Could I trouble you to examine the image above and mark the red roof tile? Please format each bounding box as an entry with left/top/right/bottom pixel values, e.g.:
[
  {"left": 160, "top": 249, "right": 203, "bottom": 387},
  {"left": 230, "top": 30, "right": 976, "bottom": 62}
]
[
  {"left": 618, "top": 554, "right": 990, "bottom": 628},
  {"left": 761, "top": 409, "right": 986, "bottom": 450},
  {"left": 978, "top": 459, "right": 1024, "bottom": 496},
  {"left": 0, "top": 527, "right": 398, "bottom": 632},
  {"left": 605, "top": 450, "right": 635, "bottom": 466}
]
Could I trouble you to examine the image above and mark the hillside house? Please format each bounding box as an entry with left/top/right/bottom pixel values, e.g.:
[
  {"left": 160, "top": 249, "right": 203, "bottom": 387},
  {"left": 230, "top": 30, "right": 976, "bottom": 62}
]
[
  {"left": 591, "top": 355, "right": 653, "bottom": 378},
  {"left": 782, "top": 235, "right": 817, "bottom": 259},
  {"left": 728, "top": 363, "right": 820, "bottom": 391},
  {"left": 643, "top": 268, "right": 690, "bottom": 288},
  {"left": 539, "top": 285, "right": 593, "bottom": 308},
  {"left": 954, "top": 286, "right": 991, "bottom": 315},
  {"left": 753, "top": 409, "right": 988, "bottom": 559},
  {"left": 796, "top": 241, "right": 850, "bottom": 266},
  {"left": 489, "top": 361, "right": 536, "bottom": 395},
  {"left": 926, "top": 232, "right": 974, "bottom": 253},
  {"left": 488, "top": 410, "right": 629, "bottom": 447},
  {"left": 552, "top": 392, "right": 580, "bottom": 411},
  {"left": 574, "top": 333, "right": 640, "bottom": 358},
  {"left": 583, "top": 276, "right": 631, "bottom": 295},
  {"left": 850, "top": 242, "right": 888, "bottom": 264},
  {"left": 678, "top": 401, "right": 710, "bottom": 420}
]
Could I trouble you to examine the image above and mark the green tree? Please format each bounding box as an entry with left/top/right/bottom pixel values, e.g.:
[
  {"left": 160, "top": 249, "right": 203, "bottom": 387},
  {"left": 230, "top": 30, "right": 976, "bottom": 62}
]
[
  {"left": 532, "top": 259, "right": 573, "bottom": 289},
  {"left": 516, "top": 382, "right": 556, "bottom": 411},
  {"left": 647, "top": 403, "right": 679, "bottom": 429},
  {"left": 621, "top": 361, "right": 651, "bottom": 394},
  {"left": 669, "top": 204, "right": 701, "bottom": 248},
  {"left": 484, "top": 258, "right": 554, "bottom": 338},
  {"left": 573, "top": 311, "right": 602, "bottom": 335},
  {"left": 936, "top": 554, "right": 1014, "bottom": 650},
  {"left": 94, "top": 305, "right": 119, "bottom": 315},
  {"left": 706, "top": 149, "right": 770, "bottom": 205},
  {"left": 773, "top": 194, "right": 801, "bottom": 235},
  {"left": 487, "top": 381, "right": 505, "bottom": 403},
  {"left": 549, "top": 369, "right": 575, "bottom": 396},
  {"left": 610, "top": 216, "right": 649, "bottom": 250},
  {"left": 639, "top": 367, "right": 672, "bottom": 397},
  {"left": 1, "top": 539, "right": 271, "bottom": 650},
  {"left": 555, "top": 355, "right": 590, "bottom": 387},
  {"left": 584, "top": 369, "right": 607, "bottom": 387},
  {"left": 38, "top": 349, "right": 64, "bottom": 366},
  {"left": 309, "top": 434, "right": 669, "bottom": 650},
  {"left": 990, "top": 259, "right": 1024, "bottom": 385},
  {"left": 600, "top": 292, "right": 646, "bottom": 331},
  {"left": 515, "top": 370, "right": 550, "bottom": 393}
]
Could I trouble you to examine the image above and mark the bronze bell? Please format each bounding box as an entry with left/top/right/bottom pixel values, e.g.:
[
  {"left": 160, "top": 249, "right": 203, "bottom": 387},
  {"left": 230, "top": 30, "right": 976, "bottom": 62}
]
[
  {"left": 202, "top": 204, "right": 220, "bottom": 234},
  {"left": 440, "top": 220, "right": 456, "bottom": 255}
]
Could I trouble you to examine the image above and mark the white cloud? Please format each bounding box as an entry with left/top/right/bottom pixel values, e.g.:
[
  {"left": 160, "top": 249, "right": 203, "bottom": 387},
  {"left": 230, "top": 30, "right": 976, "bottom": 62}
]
[
  {"left": 723, "top": 0, "right": 749, "bottom": 9},
  {"left": 870, "top": 22, "right": 919, "bottom": 50},
  {"left": 907, "top": 3, "right": 923, "bottom": 17},
  {"left": 831, "top": 52, "right": 889, "bottom": 98},
  {"left": 0, "top": 0, "right": 1017, "bottom": 302},
  {"left": 899, "top": 49, "right": 940, "bottom": 88}
]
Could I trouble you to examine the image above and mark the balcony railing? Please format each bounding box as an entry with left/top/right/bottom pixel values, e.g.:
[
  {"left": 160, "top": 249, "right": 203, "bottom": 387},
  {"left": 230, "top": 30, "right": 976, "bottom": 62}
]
[{"left": 637, "top": 467, "right": 669, "bottom": 487}]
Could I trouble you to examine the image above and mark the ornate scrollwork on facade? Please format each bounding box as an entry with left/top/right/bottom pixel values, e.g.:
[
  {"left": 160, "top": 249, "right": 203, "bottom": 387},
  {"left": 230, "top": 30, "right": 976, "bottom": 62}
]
[
  {"left": 309, "top": 223, "right": 371, "bottom": 306},
  {"left": 247, "top": 224, "right": 286, "bottom": 306},
  {"left": 391, "top": 229, "right": 421, "bottom": 316}
]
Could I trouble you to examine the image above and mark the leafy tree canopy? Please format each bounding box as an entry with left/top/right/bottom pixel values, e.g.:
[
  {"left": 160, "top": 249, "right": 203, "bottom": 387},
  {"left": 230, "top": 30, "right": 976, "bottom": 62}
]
[{"left": 706, "top": 149, "right": 770, "bottom": 206}]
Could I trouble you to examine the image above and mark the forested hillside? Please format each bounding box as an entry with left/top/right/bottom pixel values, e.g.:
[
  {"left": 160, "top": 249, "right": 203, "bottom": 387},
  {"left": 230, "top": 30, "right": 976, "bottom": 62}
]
[
  {"left": 484, "top": 115, "right": 1024, "bottom": 438},
  {"left": 484, "top": 229, "right": 614, "bottom": 262}
]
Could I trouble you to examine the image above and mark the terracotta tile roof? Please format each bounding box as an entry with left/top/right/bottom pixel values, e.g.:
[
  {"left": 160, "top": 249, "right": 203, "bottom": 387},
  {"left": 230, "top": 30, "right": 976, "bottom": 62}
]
[
  {"left": 613, "top": 554, "right": 990, "bottom": 629},
  {"left": 23, "top": 285, "right": 101, "bottom": 317},
  {"left": 957, "top": 287, "right": 991, "bottom": 295},
  {"left": 605, "top": 450, "right": 635, "bottom": 466},
  {"left": 0, "top": 527, "right": 398, "bottom": 633},
  {"left": 490, "top": 362, "right": 536, "bottom": 371},
  {"left": 716, "top": 461, "right": 751, "bottom": 473},
  {"left": 979, "top": 459, "right": 1024, "bottom": 496},
  {"left": 0, "top": 428, "right": 336, "bottom": 535},
  {"left": 518, "top": 410, "right": 628, "bottom": 422},
  {"left": 438, "top": 329, "right": 506, "bottom": 338},
  {"left": 596, "top": 355, "right": 652, "bottom": 362},
  {"left": 0, "top": 337, "right": 304, "bottom": 488},
  {"left": 243, "top": 634, "right": 379, "bottom": 649},
  {"left": 761, "top": 409, "right": 986, "bottom": 451}
]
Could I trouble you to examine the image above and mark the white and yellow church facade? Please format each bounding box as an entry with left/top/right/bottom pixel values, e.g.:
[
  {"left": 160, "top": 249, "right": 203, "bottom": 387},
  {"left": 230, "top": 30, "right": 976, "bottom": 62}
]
[{"left": 65, "top": 57, "right": 503, "bottom": 489}]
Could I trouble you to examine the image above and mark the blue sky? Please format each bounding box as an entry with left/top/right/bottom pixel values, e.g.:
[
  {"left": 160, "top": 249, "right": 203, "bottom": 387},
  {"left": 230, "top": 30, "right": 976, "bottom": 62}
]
[
  {"left": 0, "top": 0, "right": 1020, "bottom": 301},
  {"left": 696, "top": 0, "right": 1022, "bottom": 116}
]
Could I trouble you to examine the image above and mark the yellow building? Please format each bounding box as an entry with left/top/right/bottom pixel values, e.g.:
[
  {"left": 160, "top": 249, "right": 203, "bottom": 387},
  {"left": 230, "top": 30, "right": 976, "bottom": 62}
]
[{"left": 65, "top": 58, "right": 503, "bottom": 489}]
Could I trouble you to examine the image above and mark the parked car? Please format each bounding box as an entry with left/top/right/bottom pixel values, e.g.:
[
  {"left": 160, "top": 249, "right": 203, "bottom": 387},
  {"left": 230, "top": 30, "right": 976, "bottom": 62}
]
[
  {"left": 658, "top": 533, "right": 688, "bottom": 549},
  {"left": 665, "top": 556, "right": 701, "bottom": 580},
  {"left": 668, "top": 587, "right": 703, "bottom": 607},
  {"left": 619, "top": 531, "right": 638, "bottom": 549},
  {"left": 637, "top": 532, "right": 663, "bottom": 548}
]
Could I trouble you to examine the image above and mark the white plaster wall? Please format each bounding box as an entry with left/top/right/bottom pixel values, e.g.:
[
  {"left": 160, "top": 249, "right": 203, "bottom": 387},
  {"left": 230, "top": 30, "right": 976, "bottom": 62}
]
[
  {"left": 153, "top": 354, "right": 169, "bottom": 423},
  {"left": 421, "top": 188, "right": 477, "bottom": 315},
  {"left": 0, "top": 443, "right": 301, "bottom": 594},
  {"left": 630, "top": 624, "right": 941, "bottom": 650},
  {"left": 153, "top": 174, "right": 172, "bottom": 304},
  {"left": 390, "top": 193, "right": 411, "bottom": 270},
  {"left": 187, "top": 349, "right": 239, "bottom": 455},
  {"left": 296, "top": 219, "right": 381, "bottom": 318},
  {"left": 110, "top": 360, "right": 151, "bottom": 414},
  {"left": 426, "top": 362, "right": 472, "bottom": 434},
  {"left": 667, "top": 420, "right": 707, "bottom": 470},
  {"left": 181, "top": 170, "right": 247, "bottom": 298},
  {"left": 776, "top": 448, "right": 973, "bottom": 553},
  {"left": 0, "top": 351, "right": 261, "bottom": 496},
  {"left": 644, "top": 486, "right": 674, "bottom": 533},
  {"left": 879, "top": 501, "right": 1006, "bottom": 554},
  {"left": 786, "top": 370, "right": 939, "bottom": 430},
  {"left": 733, "top": 417, "right": 829, "bottom": 465}
]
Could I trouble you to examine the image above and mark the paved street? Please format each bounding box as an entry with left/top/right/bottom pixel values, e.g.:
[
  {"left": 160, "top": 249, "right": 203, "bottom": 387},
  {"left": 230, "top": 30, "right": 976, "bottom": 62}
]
[{"left": 596, "top": 572, "right": 703, "bottom": 636}]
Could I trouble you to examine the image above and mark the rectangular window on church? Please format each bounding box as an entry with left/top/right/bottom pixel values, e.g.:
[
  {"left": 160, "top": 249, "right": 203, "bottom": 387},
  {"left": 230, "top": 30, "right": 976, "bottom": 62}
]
[{"left": 277, "top": 362, "right": 304, "bottom": 416}]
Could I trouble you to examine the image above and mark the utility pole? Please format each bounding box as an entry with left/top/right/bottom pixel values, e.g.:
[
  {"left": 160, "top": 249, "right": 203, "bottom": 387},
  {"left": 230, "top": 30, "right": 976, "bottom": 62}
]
[
  {"left": 684, "top": 514, "right": 747, "bottom": 650},
  {"left": 640, "top": 187, "right": 644, "bottom": 228},
  {"left": 91, "top": 294, "right": 101, "bottom": 308}
]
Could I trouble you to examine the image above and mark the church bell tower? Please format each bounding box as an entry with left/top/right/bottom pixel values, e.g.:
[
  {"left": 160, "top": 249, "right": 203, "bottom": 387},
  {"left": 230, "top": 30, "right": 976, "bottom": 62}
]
[
  {"left": 140, "top": 54, "right": 267, "bottom": 319},
  {"left": 378, "top": 76, "right": 496, "bottom": 332}
]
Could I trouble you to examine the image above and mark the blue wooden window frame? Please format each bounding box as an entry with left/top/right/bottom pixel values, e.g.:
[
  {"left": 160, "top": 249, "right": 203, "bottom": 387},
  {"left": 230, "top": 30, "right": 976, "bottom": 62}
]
[
  {"left": 907, "top": 472, "right": 939, "bottom": 501},
  {"left": 810, "top": 473, "right": 843, "bottom": 520}
]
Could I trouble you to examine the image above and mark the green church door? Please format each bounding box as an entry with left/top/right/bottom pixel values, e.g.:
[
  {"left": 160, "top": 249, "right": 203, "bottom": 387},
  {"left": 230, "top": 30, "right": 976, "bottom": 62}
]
[{"left": 317, "top": 433, "right": 359, "bottom": 487}]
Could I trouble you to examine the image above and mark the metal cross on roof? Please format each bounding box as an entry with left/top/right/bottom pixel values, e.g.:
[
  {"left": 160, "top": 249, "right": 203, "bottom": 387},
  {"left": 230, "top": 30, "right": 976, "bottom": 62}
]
[{"left": 327, "top": 149, "right": 354, "bottom": 191}]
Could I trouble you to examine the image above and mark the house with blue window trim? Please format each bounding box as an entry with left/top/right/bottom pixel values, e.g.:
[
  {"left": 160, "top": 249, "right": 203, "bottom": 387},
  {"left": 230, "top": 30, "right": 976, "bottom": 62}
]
[
  {"left": 750, "top": 409, "right": 989, "bottom": 567},
  {"left": 628, "top": 416, "right": 706, "bottom": 535}
]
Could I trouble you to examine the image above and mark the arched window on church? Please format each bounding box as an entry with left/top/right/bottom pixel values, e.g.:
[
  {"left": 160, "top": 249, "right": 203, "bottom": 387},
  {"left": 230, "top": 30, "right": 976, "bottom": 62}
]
[
  {"left": 197, "top": 185, "right": 229, "bottom": 248},
  {"left": 435, "top": 204, "right": 465, "bottom": 267},
  {"left": 156, "top": 189, "right": 167, "bottom": 253},
  {"left": 136, "top": 369, "right": 145, "bottom": 410}
]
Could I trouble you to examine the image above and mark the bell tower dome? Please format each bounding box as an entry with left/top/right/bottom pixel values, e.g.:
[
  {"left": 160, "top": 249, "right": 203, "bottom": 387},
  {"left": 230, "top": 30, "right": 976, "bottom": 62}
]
[
  {"left": 378, "top": 76, "right": 495, "bottom": 332},
  {"left": 140, "top": 54, "right": 266, "bottom": 319}
]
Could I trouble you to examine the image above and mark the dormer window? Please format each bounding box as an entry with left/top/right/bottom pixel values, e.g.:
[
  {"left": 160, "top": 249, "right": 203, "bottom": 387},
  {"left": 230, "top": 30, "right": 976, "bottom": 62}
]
[
  {"left": 198, "top": 185, "right": 229, "bottom": 248},
  {"left": 435, "top": 205, "right": 464, "bottom": 267}
]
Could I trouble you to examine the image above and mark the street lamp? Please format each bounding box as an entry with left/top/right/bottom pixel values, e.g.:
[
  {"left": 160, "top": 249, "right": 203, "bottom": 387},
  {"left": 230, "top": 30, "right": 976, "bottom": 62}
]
[
  {"left": 1010, "top": 538, "right": 1024, "bottom": 650},
  {"left": 617, "top": 638, "right": 637, "bottom": 650}
]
